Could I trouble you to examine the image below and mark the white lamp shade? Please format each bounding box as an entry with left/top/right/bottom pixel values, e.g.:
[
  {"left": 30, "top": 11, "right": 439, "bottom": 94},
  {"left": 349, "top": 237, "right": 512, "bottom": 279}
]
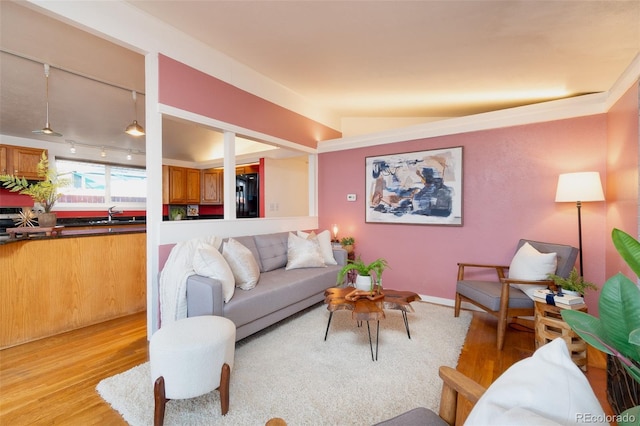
[{"left": 555, "top": 172, "right": 605, "bottom": 202}]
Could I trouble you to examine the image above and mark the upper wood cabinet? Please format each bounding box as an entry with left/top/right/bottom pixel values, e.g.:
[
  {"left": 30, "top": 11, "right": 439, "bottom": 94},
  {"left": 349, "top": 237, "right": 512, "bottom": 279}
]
[
  {"left": 0, "top": 146, "right": 6, "bottom": 175},
  {"left": 0, "top": 145, "right": 48, "bottom": 180},
  {"left": 200, "top": 164, "right": 260, "bottom": 205},
  {"left": 162, "top": 165, "right": 201, "bottom": 204},
  {"left": 201, "top": 168, "right": 223, "bottom": 205}
]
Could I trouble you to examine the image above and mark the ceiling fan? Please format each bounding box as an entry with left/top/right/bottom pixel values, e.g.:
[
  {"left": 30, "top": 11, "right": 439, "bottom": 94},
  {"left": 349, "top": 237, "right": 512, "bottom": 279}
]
[{"left": 32, "top": 63, "right": 62, "bottom": 137}]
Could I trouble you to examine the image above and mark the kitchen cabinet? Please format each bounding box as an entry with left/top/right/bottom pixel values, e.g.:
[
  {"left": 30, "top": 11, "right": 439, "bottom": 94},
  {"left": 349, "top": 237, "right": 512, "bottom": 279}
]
[
  {"left": 162, "top": 165, "right": 200, "bottom": 204},
  {"left": 200, "top": 165, "right": 259, "bottom": 205},
  {"left": 185, "top": 168, "right": 200, "bottom": 203},
  {"left": 0, "top": 145, "right": 48, "bottom": 180},
  {"left": 0, "top": 146, "right": 6, "bottom": 174},
  {"left": 201, "top": 168, "right": 223, "bottom": 204},
  {"left": 0, "top": 231, "right": 146, "bottom": 348}
]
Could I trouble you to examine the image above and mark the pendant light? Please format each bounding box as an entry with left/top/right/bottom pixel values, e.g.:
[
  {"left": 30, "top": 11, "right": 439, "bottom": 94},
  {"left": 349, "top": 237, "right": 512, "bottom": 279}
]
[
  {"left": 125, "top": 90, "right": 145, "bottom": 136},
  {"left": 32, "top": 64, "right": 62, "bottom": 137}
]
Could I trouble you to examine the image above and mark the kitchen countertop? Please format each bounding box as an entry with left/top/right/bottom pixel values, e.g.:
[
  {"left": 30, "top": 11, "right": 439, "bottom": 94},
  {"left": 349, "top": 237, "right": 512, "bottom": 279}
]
[
  {"left": 0, "top": 223, "right": 145, "bottom": 245},
  {"left": 57, "top": 216, "right": 146, "bottom": 227}
]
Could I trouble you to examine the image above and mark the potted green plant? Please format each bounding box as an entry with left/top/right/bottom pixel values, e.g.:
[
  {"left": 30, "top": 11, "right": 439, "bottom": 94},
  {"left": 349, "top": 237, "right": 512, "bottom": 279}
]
[
  {"left": 0, "top": 151, "right": 67, "bottom": 227},
  {"left": 340, "top": 236, "right": 355, "bottom": 255},
  {"left": 547, "top": 267, "right": 599, "bottom": 296},
  {"left": 562, "top": 228, "right": 640, "bottom": 423},
  {"left": 336, "top": 256, "right": 388, "bottom": 292}
]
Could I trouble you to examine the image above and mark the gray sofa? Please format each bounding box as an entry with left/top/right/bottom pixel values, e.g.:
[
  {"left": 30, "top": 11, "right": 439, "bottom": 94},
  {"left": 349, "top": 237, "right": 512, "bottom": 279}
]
[{"left": 186, "top": 232, "right": 347, "bottom": 341}]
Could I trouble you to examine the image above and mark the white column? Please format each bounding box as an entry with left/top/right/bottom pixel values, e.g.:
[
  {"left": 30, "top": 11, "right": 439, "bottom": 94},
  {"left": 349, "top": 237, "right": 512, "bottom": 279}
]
[{"left": 223, "top": 131, "right": 236, "bottom": 220}]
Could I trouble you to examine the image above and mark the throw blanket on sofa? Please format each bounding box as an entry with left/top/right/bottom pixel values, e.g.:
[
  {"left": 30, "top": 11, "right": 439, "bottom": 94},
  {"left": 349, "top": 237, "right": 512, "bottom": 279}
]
[{"left": 159, "top": 236, "right": 222, "bottom": 325}]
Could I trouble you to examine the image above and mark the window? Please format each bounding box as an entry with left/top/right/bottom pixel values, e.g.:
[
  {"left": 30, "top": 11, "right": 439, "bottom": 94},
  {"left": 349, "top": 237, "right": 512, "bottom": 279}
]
[{"left": 56, "top": 159, "right": 146, "bottom": 208}]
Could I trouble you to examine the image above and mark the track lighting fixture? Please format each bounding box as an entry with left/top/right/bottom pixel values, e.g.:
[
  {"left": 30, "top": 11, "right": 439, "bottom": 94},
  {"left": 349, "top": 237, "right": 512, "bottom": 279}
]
[
  {"left": 32, "top": 64, "right": 62, "bottom": 137},
  {"left": 125, "top": 91, "right": 145, "bottom": 136},
  {"left": 64, "top": 139, "right": 146, "bottom": 160}
]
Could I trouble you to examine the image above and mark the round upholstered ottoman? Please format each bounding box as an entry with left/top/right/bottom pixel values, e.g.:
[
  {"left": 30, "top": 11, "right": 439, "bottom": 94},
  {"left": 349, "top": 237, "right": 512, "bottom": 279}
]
[{"left": 150, "top": 315, "right": 236, "bottom": 425}]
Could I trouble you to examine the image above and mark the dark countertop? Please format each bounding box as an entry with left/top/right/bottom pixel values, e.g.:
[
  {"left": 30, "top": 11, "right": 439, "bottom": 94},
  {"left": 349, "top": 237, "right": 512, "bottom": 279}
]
[
  {"left": 57, "top": 216, "right": 146, "bottom": 227},
  {"left": 0, "top": 224, "right": 145, "bottom": 245}
]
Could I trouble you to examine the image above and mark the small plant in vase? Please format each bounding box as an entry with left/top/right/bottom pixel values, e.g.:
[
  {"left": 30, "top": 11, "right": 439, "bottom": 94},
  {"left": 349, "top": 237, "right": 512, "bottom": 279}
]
[
  {"left": 546, "top": 267, "right": 599, "bottom": 296},
  {"left": 340, "top": 236, "right": 355, "bottom": 254},
  {"left": 0, "top": 151, "right": 67, "bottom": 227},
  {"left": 336, "top": 256, "right": 389, "bottom": 295}
]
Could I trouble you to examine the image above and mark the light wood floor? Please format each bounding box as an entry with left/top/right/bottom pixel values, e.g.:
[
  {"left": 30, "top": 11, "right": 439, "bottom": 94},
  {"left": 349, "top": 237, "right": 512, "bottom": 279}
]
[{"left": 0, "top": 305, "right": 612, "bottom": 425}]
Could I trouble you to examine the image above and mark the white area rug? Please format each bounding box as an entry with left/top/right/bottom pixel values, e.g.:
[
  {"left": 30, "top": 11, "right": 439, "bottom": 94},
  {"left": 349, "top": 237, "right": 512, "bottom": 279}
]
[{"left": 97, "top": 302, "right": 472, "bottom": 425}]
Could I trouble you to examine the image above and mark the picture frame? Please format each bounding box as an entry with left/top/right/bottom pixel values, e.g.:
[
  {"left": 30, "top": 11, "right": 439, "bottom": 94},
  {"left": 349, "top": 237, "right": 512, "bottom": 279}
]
[{"left": 365, "top": 146, "right": 463, "bottom": 226}]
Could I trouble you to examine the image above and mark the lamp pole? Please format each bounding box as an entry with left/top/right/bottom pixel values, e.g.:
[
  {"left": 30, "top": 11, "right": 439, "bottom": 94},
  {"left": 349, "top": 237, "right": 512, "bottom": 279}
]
[{"left": 576, "top": 200, "right": 583, "bottom": 277}]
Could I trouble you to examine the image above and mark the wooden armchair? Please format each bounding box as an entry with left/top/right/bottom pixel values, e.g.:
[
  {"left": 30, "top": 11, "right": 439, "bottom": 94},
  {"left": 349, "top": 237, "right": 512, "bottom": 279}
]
[
  {"left": 374, "top": 366, "right": 486, "bottom": 426},
  {"left": 454, "top": 239, "right": 578, "bottom": 350},
  {"left": 375, "top": 339, "right": 606, "bottom": 426}
]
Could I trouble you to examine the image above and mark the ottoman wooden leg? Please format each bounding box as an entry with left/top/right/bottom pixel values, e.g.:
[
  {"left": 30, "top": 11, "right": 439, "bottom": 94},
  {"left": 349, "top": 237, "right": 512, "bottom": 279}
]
[
  {"left": 219, "top": 363, "right": 231, "bottom": 415},
  {"left": 154, "top": 376, "right": 167, "bottom": 426}
]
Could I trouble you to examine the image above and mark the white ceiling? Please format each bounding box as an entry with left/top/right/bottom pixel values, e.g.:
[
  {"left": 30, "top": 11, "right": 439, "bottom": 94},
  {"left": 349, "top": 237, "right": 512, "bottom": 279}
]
[{"left": 1, "top": 1, "right": 639, "bottom": 163}]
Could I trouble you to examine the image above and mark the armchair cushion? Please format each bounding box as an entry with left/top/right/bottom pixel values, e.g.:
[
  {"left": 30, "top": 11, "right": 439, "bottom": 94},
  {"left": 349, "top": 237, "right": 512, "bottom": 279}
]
[
  {"left": 373, "top": 407, "right": 447, "bottom": 426},
  {"left": 456, "top": 280, "right": 533, "bottom": 311},
  {"left": 508, "top": 242, "right": 557, "bottom": 299}
]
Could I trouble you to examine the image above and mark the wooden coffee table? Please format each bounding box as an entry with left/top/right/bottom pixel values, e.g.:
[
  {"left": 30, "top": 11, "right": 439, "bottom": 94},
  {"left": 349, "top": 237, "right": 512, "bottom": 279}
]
[{"left": 323, "top": 287, "right": 421, "bottom": 361}]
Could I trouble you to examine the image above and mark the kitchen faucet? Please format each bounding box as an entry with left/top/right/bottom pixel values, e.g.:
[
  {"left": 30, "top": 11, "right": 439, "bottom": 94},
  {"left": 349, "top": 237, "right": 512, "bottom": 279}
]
[{"left": 108, "top": 206, "right": 123, "bottom": 222}]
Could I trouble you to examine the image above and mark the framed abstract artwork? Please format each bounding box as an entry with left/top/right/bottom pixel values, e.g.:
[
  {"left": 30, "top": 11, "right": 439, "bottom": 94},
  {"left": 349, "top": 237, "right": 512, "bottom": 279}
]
[{"left": 365, "top": 146, "right": 463, "bottom": 226}]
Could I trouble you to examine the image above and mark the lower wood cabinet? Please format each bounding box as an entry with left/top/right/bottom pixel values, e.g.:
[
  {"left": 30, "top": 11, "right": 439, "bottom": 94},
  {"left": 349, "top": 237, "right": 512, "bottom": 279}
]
[{"left": 0, "top": 232, "right": 147, "bottom": 349}]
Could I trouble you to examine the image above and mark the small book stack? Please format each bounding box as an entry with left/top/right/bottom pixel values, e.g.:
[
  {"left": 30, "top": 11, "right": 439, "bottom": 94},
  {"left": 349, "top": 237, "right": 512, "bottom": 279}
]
[{"left": 533, "top": 289, "right": 586, "bottom": 309}]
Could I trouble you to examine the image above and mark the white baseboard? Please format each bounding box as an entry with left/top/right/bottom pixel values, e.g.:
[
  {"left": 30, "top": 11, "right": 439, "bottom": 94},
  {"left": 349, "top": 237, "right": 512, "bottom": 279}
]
[{"left": 418, "top": 294, "right": 484, "bottom": 312}]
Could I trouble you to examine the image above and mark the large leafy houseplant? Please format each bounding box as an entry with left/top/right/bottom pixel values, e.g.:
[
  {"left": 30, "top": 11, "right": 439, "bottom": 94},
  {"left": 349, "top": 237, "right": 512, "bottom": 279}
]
[
  {"left": 0, "top": 151, "right": 66, "bottom": 213},
  {"left": 562, "top": 228, "right": 640, "bottom": 421}
]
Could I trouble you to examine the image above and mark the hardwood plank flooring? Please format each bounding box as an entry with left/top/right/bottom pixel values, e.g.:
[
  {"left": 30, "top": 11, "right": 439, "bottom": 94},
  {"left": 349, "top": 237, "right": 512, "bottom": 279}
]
[
  {"left": 0, "top": 306, "right": 612, "bottom": 425},
  {"left": 0, "top": 312, "right": 148, "bottom": 425}
]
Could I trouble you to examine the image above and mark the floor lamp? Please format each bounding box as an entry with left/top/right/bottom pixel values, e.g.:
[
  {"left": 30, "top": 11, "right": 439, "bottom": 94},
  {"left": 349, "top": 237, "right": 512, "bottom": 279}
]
[{"left": 555, "top": 172, "right": 605, "bottom": 277}]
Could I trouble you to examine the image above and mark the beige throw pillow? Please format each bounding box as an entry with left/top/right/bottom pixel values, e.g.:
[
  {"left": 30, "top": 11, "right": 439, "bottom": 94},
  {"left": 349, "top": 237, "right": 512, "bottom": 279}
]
[
  {"left": 223, "top": 238, "right": 260, "bottom": 290},
  {"left": 192, "top": 243, "right": 235, "bottom": 303},
  {"left": 297, "top": 229, "right": 337, "bottom": 265},
  {"left": 286, "top": 232, "right": 326, "bottom": 270}
]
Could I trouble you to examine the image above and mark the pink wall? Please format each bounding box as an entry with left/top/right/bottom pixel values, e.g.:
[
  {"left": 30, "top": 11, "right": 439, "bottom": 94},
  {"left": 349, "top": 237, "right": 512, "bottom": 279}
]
[
  {"left": 606, "top": 82, "right": 639, "bottom": 281},
  {"left": 158, "top": 55, "right": 342, "bottom": 148},
  {"left": 319, "top": 115, "right": 610, "bottom": 313}
]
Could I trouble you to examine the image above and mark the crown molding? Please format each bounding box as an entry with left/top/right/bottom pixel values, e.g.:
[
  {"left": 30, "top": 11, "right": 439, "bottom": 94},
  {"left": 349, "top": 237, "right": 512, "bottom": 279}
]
[{"left": 318, "top": 54, "right": 640, "bottom": 153}]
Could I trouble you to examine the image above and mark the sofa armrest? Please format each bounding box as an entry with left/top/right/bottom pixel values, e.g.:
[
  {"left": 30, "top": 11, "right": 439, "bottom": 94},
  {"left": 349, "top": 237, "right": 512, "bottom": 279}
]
[
  {"left": 186, "top": 275, "right": 225, "bottom": 317},
  {"left": 333, "top": 247, "right": 348, "bottom": 266}
]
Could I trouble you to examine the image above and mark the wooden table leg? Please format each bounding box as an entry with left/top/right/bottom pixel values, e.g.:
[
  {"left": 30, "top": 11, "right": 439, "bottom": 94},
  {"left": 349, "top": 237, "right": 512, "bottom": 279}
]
[{"left": 154, "top": 376, "right": 167, "bottom": 426}]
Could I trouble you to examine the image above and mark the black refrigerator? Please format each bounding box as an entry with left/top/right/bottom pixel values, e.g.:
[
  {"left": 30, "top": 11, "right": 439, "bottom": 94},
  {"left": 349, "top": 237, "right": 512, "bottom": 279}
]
[{"left": 236, "top": 173, "right": 259, "bottom": 218}]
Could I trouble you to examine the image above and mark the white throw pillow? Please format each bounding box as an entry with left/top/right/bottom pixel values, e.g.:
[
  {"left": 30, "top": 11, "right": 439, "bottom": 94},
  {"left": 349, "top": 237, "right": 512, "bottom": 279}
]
[
  {"left": 192, "top": 243, "right": 235, "bottom": 303},
  {"left": 297, "top": 229, "right": 337, "bottom": 265},
  {"left": 509, "top": 242, "right": 557, "bottom": 299},
  {"left": 222, "top": 238, "right": 260, "bottom": 290},
  {"left": 286, "top": 232, "right": 326, "bottom": 270},
  {"left": 465, "top": 338, "right": 607, "bottom": 426}
]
